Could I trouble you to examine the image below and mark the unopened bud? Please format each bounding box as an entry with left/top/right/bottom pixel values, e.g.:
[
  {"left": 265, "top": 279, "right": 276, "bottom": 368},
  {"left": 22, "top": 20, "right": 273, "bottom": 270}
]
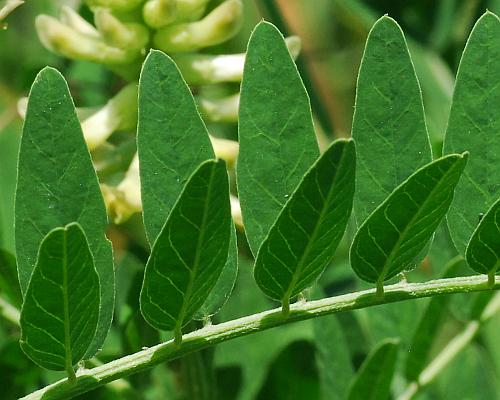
[
  {"left": 94, "top": 8, "right": 149, "bottom": 50},
  {"left": 82, "top": 83, "right": 138, "bottom": 150},
  {"left": 210, "top": 135, "right": 239, "bottom": 168},
  {"left": 153, "top": 0, "right": 243, "bottom": 53},
  {"left": 175, "top": 0, "right": 210, "bottom": 22},
  {"left": 60, "top": 6, "right": 100, "bottom": 38},
  {"left": 197, "top": 93, "right": 239, "bottom": 123},
  {"left": 36, "top": 15, "right": 138, "bottom": 64},
  {"left": 85, "top": 0, "right": 145, "bottom": 12},
  {"left": 102, "top": 153, "right": 142, "bottom": 224},
  {"left": 174, "top": 36, "right": 300, "bottom": 85},
  {"left": 143, "top": 0, "right": 177, "bottom": 29}
]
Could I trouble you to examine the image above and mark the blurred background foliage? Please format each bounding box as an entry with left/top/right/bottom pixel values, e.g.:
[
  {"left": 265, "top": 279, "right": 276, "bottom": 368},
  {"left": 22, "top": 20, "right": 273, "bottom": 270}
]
[{"left": 0, "top": 1, "right": 499, "bottom": 399}]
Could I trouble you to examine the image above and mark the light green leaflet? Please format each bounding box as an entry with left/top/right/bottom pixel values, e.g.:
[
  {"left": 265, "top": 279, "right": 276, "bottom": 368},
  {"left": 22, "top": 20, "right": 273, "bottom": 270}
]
[
  {"left": 346, "top": 339, "right": 399, "bottom": 400},
  {"left": 138, "top": 49, "right": 238, "bottom": 319},
  {"left": 237, "top": 21, "right": 319, "bottom": 256},
  {"left": 405, "top": 257, "right": 464, "bottom": 381},
  {"left": 15, "top": 67, "right": 113, "bottom": 358},
  {"left": 466, "top": 198, "right": 500, "bottom": 282},
  {"left": 443, "top": 12, "right": 500, "bottom": 255},
  {"left": 350, "top": 154, "right": 468, "bottom": 289},
  {"left": 20, "top": 223, "right": 99, "bottom": 378},
  {"left": 351, "top": 15, "right": 432, "bottom": 224},
  {"left": 254, "top": 139, "right": 355, "bottom": 311},
  {"left": 140, "top": 160, "right": 231, "bottom": 341}
]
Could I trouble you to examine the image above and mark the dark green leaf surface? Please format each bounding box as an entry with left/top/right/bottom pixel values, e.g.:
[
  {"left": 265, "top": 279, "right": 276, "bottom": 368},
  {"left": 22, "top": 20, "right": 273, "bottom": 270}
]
[
  {"left": 314, "top": 312, "right": 354, "bottom": 400},
  {"left": 466, "top": 198, "right": 500, "bottom": 276},
  {"left": 350, "top": 154, "right": 468, "bottom": 284},
  {"left": 237, "top": 21, "right": 319, "bottom": 256},
  {"left": 138, "top": 50, "right": 214, "bottom": 244},
  {"left": 405, "top": 257, "right": 464, "bottom": 381},
  {"left": 140, "top": 160, "right": 232, "bottom": 334},
  {"left": 443, "top": 12, "right": 500, "bottom": 255},
  {"left": 194, "top": 224, "right": 238, "bottom": 320},
  {"left": 254, "top": 139, "right": 355, "bottom": 305},
  {"left": 15, "top": 67, "right": 113, "bottom": 357},
  {"left": 347, "top": 339, "right": 399, "bottom": 400},
  {"left": 19, "top": 223, "right": 99, "bottom": 372},
  {"left": 0, "top": 249, "right": 21, "bottom": 307},
  {"left": 352, "top": 15, "right": 432, "bottom": 224},
  {"left": 138, "top": 49, "right": 238, "bottom": 319}
]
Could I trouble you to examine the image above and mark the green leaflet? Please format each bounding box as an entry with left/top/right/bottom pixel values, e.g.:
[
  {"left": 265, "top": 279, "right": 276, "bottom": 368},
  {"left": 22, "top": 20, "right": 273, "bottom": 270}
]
[
  {"left": 405, "top": 257, "right": 464, "bottom": 381},
  {"left": 138, "top": 49, "right": 238, "bottom": 319},
  {"left": 19, "top": 223, "right": 99, "bottom": 377},
  {"left": 351, "top": 15, "right": 432, "bottom": 224},
  {"left": 443, "top": 12, "right": 500, "bottom": 255},
  {"left": 15, "top": 67, "right": 113, "bottom": 358},
  {"left": 0, "top": 249, "right": 21, "bottom": 308},
  {"left": 138, "top": 50, "right": 214, "bottom": 244},
  {"left": 346, "top": 339, "right": 399, "bottom": 400},
  {"left": 237, "top": 21, "right": 319, "bottom": 256},
  {"left": 466, "top": 198, "right": 500, "bottom": 280},
  {"left": 193, "top": 224, "right": 238, "bottom": 320},
  {"left": 140, "top": 160, "right": 232, "bottom": 340},
  {"left": 350, "top": 154, "right": 468, "bottom": 287},
  {"left": 254, "top": 139, "right": 355, "bottom": 310}
]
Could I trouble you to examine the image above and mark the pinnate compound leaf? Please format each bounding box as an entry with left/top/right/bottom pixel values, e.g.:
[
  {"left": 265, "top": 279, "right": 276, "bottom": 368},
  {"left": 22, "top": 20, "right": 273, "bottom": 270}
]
[
  {"left": 138, "top": 49, "right": 238, "bottom": 320},
  {"left": 20, "top": 223, "right": 99, "bottom": 373},
  {"left": 347, "top": 339, "right": 399, "bottom": 400},
  {"left": 140, "top": 160, "right": 232, "bottom": 334},
  {"left": 466, "top": 197, "right": 500, "bottom": 276},
  {"left": 352, "top": 15, "right": 432, "bottom": 224},
  {"left": 138, "top": 50, "right": 214, "bottom": 244},
  {"left": 443, "top": 12, "right": 500, "bottom": 255},
  {"left": 15, "top": 67, "right": 113, "bottom": 358},
  {"left": 237, "top": 21, "right": 319, "bottom": 256},
  {"left": 350, "top": 154, "right": 468, "bottom": 284},
  {"left": 405, "top": 257, "right": 464, "bottom": 381},
  {"left": 254, "top": 139, "right": 355, "bottom": 305}
]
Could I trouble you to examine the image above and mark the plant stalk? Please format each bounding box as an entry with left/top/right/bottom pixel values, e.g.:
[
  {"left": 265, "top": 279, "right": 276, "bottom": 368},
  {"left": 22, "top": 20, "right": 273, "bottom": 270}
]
[{"left": 21, "top": 274, "right": 498, "bottom": 400}]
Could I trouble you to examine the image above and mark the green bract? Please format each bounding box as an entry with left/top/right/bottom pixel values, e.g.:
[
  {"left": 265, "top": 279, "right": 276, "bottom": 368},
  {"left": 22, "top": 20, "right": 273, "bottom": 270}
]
[
  {"left": 350, "top": 154, "right": 467, "bottom": 289},
  {"left": 140, "top": 160, "right": 232, "bottom": 341},
  {"left": 15, "top": 67, "right": 114, "bottom": 358},
  {"left": 19, "top": 223, "right": 99, "bottom": 379},
  {"left": 254, "top": 139, "right": 355, "bottom": 311},
  {"left": 238, "top": 21, "right": 319, "bottom": 256}
]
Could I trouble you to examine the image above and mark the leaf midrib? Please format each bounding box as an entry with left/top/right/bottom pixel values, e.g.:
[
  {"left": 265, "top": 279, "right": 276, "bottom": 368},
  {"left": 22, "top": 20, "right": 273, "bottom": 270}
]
[
  {"left": 175, "top": 164, "right": 218, "bottom": 332},
  {"left": 378, "top": 157, "right": 462, "bottom": 283},
  {"left": 281, "top": 143, "right": 349, "bottom": 303}
]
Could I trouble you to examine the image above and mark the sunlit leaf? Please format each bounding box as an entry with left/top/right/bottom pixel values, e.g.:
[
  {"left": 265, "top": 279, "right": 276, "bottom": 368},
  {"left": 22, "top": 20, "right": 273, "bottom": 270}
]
[
  {"left": 140, "top": 160, "right": 232, "bottom": 340},
  {"left": 350, "top": 154, "right": 467, "bottom": 287},
  {"left": 443, "top": 11, "right": 500, "bottom": 255},
  {"left": 238, "top": 21, "right": 319, "bottom": 256},
  {"left": 15, "top": 67, "right": 113, "bottom": 357},
  {"left": 19, "top": 223, "right": 99, "bottom": 375}
]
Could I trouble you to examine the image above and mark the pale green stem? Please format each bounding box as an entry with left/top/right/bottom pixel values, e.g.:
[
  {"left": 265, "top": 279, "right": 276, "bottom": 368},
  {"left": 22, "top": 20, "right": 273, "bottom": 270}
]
[
  {"left": 0, "top": 0, "right": 23, "bottom": 22},
  {"left": 21, "top": 275, "right": 498, "bottom": 400},
  {"left": 0, "top": 296, "right": 20, "bottom": 326},
  {"left": 398, "top": 291, "right": 500, "bottom": 400}
]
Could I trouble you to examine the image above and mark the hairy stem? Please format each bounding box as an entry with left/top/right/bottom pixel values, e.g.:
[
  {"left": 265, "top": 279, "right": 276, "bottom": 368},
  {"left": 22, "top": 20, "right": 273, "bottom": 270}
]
[{"left": 22, "top": 275, "right": 498, "bottom": 400}]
